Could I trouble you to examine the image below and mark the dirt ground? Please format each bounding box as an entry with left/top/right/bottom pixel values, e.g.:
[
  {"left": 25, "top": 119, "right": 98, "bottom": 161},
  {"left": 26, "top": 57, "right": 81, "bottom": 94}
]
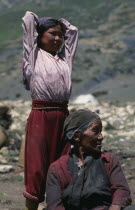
[
  {"left": 0, "top": 151, "right": 135, "bottom": 210},
  {"left": 0, "top": 164, "right": 25, "bottom": 210},
  {"left": 0, "top": 164, "right": 46, "bottom": 210},
  {"left": 0, "top": 100, "right": 135, "bottom": 210}
]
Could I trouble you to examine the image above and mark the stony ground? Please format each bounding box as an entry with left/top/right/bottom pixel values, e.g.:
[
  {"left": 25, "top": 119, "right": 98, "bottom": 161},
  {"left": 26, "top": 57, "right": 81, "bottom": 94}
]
[{"left": 0, "top": 99, "right": 135, "bottom": 210}]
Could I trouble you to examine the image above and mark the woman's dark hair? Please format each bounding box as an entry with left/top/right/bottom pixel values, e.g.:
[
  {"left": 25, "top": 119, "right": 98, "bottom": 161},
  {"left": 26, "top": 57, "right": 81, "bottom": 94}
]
[{"left": 37, "top": 18, "right": 64, "bottom": 47}]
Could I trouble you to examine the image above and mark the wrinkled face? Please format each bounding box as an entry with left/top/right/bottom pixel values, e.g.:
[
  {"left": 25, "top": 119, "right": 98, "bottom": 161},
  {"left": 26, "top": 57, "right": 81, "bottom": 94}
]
[
  {"left": 40, "top": 24, "right": 63, "bottom": 54},
  {"left": 78, "top": 119, "right": 103, "bottom": 154}
]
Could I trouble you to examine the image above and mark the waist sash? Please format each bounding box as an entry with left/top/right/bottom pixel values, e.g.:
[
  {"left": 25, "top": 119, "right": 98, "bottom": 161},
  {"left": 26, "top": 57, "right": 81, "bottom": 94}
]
[{"left": 32, "top": 99, "right": 68, "bottom": 111}]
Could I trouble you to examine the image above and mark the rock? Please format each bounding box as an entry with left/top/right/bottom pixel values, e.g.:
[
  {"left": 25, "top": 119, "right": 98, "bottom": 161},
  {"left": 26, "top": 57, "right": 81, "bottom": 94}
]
[
  {"left": 126, "top": 174, "right": 135, "bottom": 180},
  {"left": 119, "top": 138, "right": 125, "bottom": 142},
  {"left": 102, "top": 131, "right": 108, "bottom": 138},
  {"left": 0, "top": 126, "right": 7, "bottom": 149},
  {"left": 108, "top": 133, "right": 113, "bottom": 138},
  {"left": 117, "top": 108, "right": 127, "bottom": 117},
  {"left": 68, "top": 105, "right": 77, "bottom": 111},
  {"left": 102, "top": 121, "right": 108, "bottom": 128},
  {"left": 14, "top": 138, "right": 22, "bottom": 150},
  {"left": 2, "top": 208, "right": 9, "bottom": 210},
  {"left": 94, "top": 109, "right": 100, "bottom": 114},
  {"left": 11, "top": 156, "right": 19, "bottom": 162},
  {"left": 102, "top": 121, "right": 115, "bottom": 130},
  {"left": 111, "top": 119, "right": 121, "bottom": 129},
  {"left": 126, "top": 105, "right": 135, "bottom": 115},
  {"left": 119, "top": 125, "right": 125, "bottom": 129},
  {"left": 9, "top": 150, "right": 19, "bottom": 156},
  {"left": 0, "top": 146, "right": 8, "bottom": 155},
  {"left": 0, "top": 154, "right": 8, "bottom": 164},
  {"left": 101, "top": 113, "right": 111, "bottom": 118},
  {"left": 0, "top": 106, "right": 12, "bottom": 129},
  {"left": 72, "top": 94, "right": 99, "bottom": 105},
  {"left": 0, "top": 165, "right": 14, "bottom": 173},
  {"left": 18, "top": 135, "right": 25, "bottom": 168}
]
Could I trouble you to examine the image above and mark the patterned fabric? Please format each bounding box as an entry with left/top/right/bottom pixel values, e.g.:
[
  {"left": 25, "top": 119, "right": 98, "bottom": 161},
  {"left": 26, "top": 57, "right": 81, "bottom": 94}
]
[{"left": 64, "top": 109, "right": 100, "bottom": 143}]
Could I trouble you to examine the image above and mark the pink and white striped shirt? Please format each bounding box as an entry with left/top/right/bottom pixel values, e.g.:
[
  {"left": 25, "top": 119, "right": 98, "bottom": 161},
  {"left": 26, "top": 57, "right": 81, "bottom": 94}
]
[{"left": 22, "top": 11, "right": 78, "bottom": 101}]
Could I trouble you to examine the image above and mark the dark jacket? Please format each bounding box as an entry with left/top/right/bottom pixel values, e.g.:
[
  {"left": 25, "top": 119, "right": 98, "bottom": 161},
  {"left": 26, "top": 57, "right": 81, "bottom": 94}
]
[{"left": 46, "top": 153, "right": 132, "bottom": 210}]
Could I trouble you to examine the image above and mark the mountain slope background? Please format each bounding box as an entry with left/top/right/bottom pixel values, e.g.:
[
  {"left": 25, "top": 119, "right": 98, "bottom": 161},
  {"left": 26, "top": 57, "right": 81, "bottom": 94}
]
[{"left": 0, "top": 0, "right": 135, "bottom": 103}]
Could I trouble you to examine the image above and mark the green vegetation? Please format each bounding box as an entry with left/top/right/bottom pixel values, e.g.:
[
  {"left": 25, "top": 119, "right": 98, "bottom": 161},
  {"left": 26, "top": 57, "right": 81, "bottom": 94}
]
[
  {"left": 1, "top": 0, "right": 135, "bottom": 98},
  {"left": 1, "top": 174, "right": 23, "bottom": 183},
  {"left": 0, "top": 0, "right": 134, "bottom": 45}
]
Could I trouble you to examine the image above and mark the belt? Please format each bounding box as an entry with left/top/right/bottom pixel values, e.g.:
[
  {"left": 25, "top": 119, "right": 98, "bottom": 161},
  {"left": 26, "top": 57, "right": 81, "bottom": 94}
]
[
  {"left": 32, "top": 106, "right": 67, "bottom": 110},
  {"left": 32, "top": 99, "right": 68, "bottom": 111}
]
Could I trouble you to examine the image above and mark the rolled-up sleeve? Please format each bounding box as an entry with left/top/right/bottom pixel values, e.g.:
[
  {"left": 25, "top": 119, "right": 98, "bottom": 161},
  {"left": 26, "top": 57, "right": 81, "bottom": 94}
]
[
  {"left": 22, "top": 11, "right": 38, "bottom": 89},
  {"left": 46, "top": 166, "right": 65, "bottom": 210},
  {"left": 59, "top": 18, "right": 78, "bottom": 70},
  {"left": 109, "top": 154, "right": 132, "bottom": 208}
]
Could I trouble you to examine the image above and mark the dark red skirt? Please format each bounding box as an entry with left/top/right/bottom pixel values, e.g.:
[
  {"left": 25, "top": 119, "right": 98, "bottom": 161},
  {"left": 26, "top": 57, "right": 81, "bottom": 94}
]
[{"left": 23, "top": 99, "right": 70, "bottom": 203}]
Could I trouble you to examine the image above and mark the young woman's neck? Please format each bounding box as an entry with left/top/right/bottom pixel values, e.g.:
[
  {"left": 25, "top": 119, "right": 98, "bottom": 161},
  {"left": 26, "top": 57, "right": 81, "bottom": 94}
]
[{"left": 40, "top": 47, "right": 56, "bottom": 56}]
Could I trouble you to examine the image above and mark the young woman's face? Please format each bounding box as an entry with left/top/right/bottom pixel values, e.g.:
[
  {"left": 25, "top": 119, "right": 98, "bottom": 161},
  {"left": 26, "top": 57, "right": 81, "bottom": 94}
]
[{"left": 40, "top": 24, "right": 64, "bottom": 54}]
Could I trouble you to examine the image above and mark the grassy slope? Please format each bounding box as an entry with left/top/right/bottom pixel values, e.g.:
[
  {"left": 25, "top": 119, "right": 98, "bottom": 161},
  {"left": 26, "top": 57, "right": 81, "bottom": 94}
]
[{"left": 1, "top": 0, "right": 132, "bottom": 47}]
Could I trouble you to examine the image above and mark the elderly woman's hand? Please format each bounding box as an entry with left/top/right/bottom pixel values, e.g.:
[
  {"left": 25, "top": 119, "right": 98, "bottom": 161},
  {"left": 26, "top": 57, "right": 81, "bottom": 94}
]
[{"left": 109, "top": 205, "right": 121, "bottom": 210}]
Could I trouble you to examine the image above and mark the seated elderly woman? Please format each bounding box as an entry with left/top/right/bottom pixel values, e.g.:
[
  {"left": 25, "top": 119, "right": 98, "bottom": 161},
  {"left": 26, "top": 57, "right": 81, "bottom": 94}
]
[{"left": 46, "top": 109, "right": 134, "bottom": 210}]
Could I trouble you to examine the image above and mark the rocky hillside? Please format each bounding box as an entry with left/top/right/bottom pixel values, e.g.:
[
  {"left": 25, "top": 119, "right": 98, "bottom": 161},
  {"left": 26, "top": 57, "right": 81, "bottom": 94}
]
[
  {"left": 0, "top": 0, "right": 135, "bottom": 102},
  {"left": 0, "top": 99, "right": 135, "bottom": 209}
]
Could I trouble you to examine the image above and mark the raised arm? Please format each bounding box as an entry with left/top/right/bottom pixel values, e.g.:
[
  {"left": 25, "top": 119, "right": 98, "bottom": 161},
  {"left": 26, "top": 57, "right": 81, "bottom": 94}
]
[
  {"left": 59, "top": 18, "right": 78, "bottom": 70},
  {"left": 46, "top": 166, "right": 65, "bottom": 210},
  {"left": 22, "top": 11, "right": 38, "bottom": 90},
  {"left": 109, "top": 154, "right": 132, "bottom": 209}
]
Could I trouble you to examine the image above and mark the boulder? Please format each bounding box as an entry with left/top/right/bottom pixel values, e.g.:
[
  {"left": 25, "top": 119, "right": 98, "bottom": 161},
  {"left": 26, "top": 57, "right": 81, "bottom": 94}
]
[
  {"left": 0, "top": 165, "right": 14, "bottom": 173},
  {"left": 0, "top": 126, "right": 7, "bottom": 149},
  {"left": 72, "top": 94, "right": 99, "bottom": 105},
  {"left": 126, "top": 105, "right": 135, "bottom": 115},
  {"left": 0, "top": 146, "right": 8, "bottom": 155},
  {"left": 0, "top": 106, "right": 12, "bottom": 129},
  {"left": 0, "top": 154, "right": 8, "bottom": 164}
]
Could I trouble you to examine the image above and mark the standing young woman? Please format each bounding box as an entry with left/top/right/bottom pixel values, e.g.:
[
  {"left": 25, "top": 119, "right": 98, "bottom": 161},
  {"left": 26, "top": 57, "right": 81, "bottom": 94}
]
[{"left": 22, "top": 11, "right": 78, "bottom": 210}]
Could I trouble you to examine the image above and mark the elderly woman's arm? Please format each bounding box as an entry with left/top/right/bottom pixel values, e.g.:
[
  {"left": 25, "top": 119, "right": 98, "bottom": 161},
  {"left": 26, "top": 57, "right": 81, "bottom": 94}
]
[
  {"left": 22, "top": 11, "right": 38, "bottom": 89},
  {"left": 46, "top": 166, "right": 65, "bottom": 210},
  {"left": 109, "top": 204, "right": 121, "bottom": 210},
  {"left": 58, "top": 18, "right": 78, "bottom": 70},
  {"left": 108, "top": 154, "right": 132, "bottom": 209}
]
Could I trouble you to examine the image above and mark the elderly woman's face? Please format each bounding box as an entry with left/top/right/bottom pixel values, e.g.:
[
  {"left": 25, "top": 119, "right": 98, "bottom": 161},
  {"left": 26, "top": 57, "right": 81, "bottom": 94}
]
[
  {"left": 40, "top": 24, "right": 63, "bottom": 54},
  {"left": 79, "top": 119, "right": 103, "bottom": 154}
]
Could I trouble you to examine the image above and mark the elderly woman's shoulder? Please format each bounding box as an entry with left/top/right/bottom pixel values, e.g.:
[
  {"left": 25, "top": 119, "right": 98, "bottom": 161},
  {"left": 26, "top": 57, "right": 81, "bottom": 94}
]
[
  {"left": 101, "top": 152, "right": 120, "bottom": 163},
  {"left": 49, "top": 154, "right": 70, "bottom": 170}
]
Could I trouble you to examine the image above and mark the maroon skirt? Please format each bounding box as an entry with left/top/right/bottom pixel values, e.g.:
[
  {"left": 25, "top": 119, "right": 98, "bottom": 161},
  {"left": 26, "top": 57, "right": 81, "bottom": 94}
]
[{"left": 23, "top": 99, "right": 70, "bottom": 203}]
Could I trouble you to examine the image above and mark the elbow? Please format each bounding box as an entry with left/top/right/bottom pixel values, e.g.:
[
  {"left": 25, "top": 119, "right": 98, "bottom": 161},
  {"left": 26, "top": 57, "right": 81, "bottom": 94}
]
[{"left": 111, "top": 189, "right": 132, "bottom": 208}]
